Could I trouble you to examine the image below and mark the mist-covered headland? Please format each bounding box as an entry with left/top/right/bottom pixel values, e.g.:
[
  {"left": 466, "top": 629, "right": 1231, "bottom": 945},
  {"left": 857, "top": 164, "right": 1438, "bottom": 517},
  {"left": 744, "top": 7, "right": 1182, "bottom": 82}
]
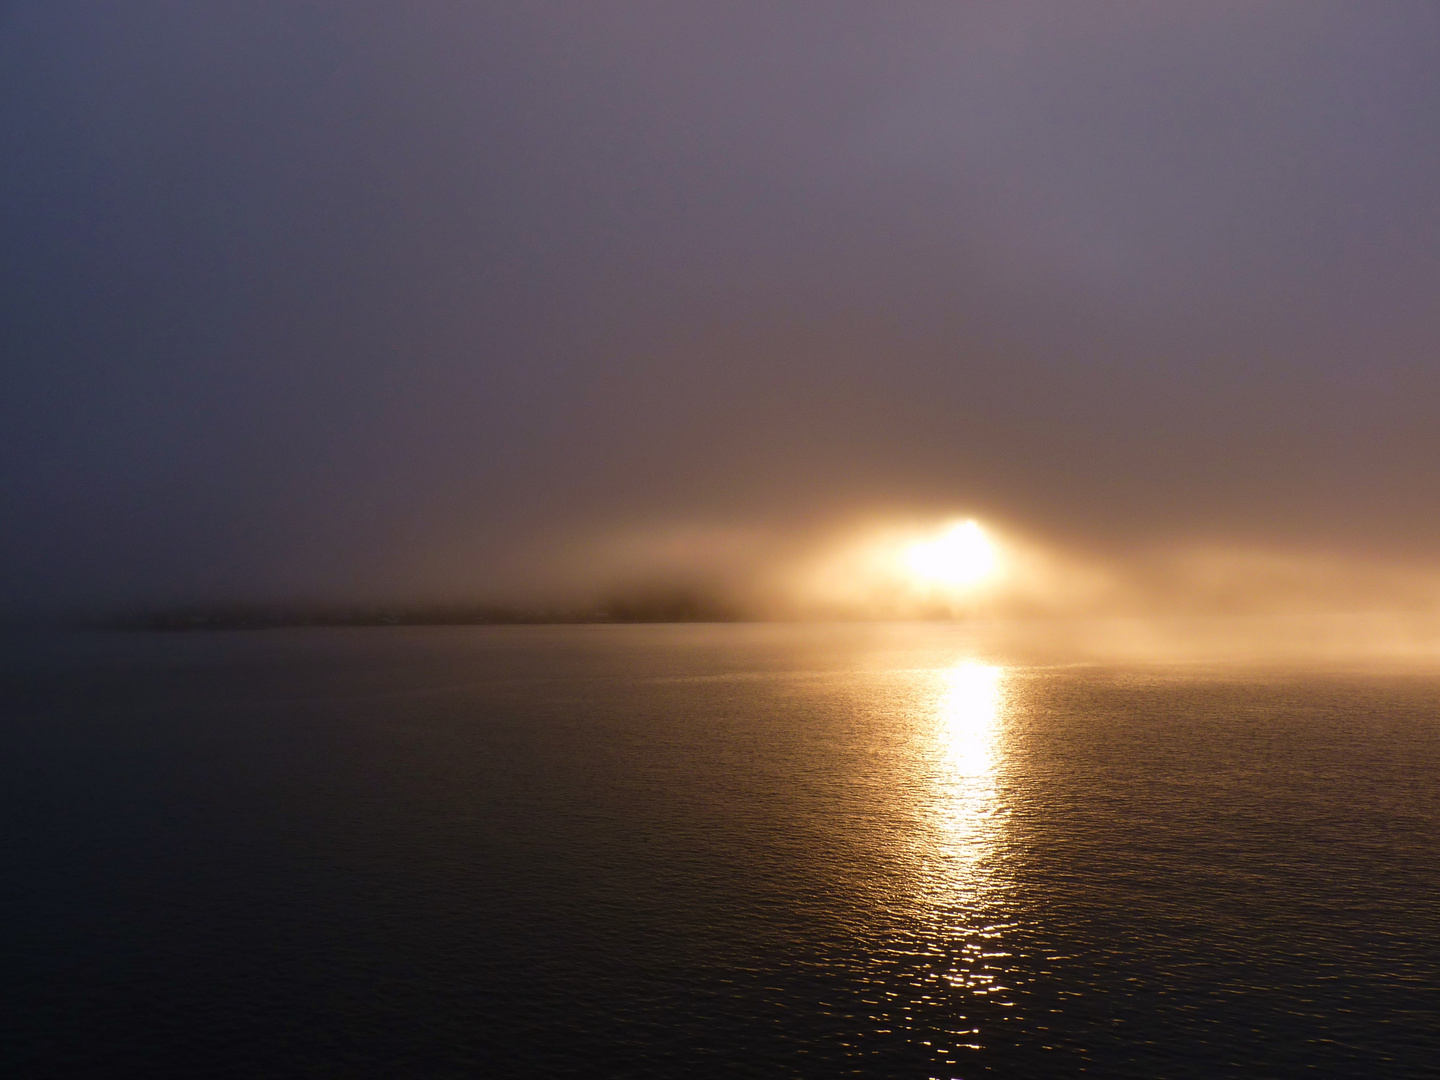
[{"left": 77, "top": 514, "right": 1440, "bottom": 667}]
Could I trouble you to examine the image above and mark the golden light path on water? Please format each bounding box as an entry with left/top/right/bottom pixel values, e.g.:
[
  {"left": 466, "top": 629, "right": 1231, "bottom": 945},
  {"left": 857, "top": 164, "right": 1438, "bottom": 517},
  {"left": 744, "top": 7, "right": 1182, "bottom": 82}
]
[{"left": 913, "top": 661, "right": 1015, "bottom": 1022}]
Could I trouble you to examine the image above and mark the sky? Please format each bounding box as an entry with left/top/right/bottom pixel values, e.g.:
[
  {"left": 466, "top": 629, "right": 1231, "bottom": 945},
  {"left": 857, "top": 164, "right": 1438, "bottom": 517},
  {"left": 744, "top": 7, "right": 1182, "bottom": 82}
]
[{"left": 3, "top": 2, "right": 1440, "bottom": 616}]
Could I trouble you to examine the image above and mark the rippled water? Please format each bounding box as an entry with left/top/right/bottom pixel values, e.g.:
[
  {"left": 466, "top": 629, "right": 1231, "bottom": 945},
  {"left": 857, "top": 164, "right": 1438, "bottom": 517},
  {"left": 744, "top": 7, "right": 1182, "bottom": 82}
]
[{"left": 2, "top": 624, "right": 1437, "bottom": 1077}]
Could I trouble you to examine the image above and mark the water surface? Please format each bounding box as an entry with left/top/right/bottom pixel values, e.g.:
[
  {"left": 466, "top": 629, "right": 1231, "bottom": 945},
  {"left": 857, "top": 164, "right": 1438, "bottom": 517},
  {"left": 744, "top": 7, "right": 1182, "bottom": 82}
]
[{"left": 2, "top": 624, "right": 1436, "bottom": 1076}]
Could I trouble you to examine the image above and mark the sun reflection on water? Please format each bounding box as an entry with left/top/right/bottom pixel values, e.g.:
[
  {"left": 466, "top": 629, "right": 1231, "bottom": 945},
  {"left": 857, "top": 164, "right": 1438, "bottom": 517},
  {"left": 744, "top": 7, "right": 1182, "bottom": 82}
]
[
  {"left": 936, "top": 663, "right": 1003, "bottom": 784},
  {"left": 930, "top": 663, "right": 1005, "bottom": 884},
  {"left": 916, "top": 662, "right": 1015, "bottom": 1008}
]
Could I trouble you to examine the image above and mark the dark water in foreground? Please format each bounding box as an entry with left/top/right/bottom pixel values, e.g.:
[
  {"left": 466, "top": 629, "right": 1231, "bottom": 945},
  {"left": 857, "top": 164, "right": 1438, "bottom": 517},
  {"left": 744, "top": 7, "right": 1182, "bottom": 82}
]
[{"left": 1, "top": 624, "right": 1437, "bottom": 1078}]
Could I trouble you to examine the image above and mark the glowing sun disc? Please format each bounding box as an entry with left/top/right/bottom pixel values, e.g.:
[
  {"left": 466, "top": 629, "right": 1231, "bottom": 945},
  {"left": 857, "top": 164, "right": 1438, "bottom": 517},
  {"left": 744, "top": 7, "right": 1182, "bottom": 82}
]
[{"left": 904, "top": 520, "right": 996, "bottom": 589}]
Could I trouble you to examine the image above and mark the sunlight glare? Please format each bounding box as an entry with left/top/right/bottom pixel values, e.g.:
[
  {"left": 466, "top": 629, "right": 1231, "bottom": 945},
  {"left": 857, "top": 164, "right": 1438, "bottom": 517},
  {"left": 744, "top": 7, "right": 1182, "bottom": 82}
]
[{"left": 905, "top": 520, "right": 997, "bottom": 592}]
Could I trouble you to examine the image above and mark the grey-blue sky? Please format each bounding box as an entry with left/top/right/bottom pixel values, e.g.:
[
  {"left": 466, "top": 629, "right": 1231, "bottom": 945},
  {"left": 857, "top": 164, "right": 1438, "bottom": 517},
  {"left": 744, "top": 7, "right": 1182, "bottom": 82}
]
[{"left": 3, "top": 2, "right": 1439, "bottom": 609}]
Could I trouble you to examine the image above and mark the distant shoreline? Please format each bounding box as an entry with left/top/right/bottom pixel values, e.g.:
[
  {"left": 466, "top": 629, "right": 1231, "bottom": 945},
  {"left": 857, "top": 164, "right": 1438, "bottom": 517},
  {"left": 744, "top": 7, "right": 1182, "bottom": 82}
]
[{"left": 95, "top": 597, "right": 746, "bottom": 631}]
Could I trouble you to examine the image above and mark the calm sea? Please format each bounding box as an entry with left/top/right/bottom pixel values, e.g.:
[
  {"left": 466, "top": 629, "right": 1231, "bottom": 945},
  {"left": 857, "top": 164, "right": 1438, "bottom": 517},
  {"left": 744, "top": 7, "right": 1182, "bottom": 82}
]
[{"left": 1, "top": 624, "right": 1436, "bottom": 1077}]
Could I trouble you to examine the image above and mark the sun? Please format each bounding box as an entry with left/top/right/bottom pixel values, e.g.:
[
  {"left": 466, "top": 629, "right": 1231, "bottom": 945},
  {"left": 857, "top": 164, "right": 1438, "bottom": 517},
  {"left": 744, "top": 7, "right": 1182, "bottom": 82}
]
[{"left": 903, "top": 519, "right": 997, "bottom": 590}]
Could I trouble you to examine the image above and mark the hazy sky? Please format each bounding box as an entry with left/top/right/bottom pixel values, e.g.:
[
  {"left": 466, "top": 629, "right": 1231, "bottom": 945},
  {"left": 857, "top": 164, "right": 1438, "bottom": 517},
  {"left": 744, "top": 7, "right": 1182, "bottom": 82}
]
[{"left": 3, "top": 2, "right": 1440, "bottom": 611}]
